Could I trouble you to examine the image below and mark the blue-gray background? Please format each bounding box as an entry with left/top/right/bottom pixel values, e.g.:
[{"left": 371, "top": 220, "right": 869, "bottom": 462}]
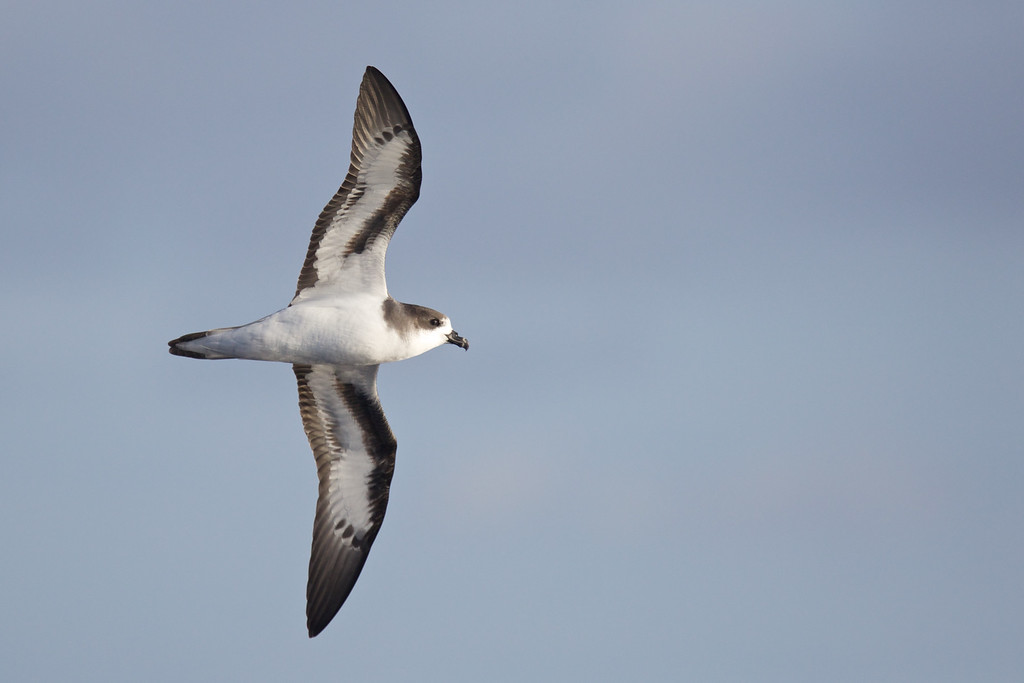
[{"left": 2, "top": 2, "right": 1022, "bottom": 681}]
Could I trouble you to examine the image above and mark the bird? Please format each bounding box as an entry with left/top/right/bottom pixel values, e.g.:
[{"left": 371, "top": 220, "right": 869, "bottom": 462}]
[{"left": 168, "top": 66, "right": 468, "bottom": 637}]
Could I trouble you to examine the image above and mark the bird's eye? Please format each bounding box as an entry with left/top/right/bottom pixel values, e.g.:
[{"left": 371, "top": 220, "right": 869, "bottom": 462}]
[{"left": 430, "top": 318, "right": 441, "bottom": 327}]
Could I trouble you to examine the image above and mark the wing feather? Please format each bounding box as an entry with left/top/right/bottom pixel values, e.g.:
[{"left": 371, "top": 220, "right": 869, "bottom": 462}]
[
  {"left": 293, "top": 363, "right": 397, "bottom": 637},
  {"left": 292, "top": 67, "right": 422, "bottom": 303}
]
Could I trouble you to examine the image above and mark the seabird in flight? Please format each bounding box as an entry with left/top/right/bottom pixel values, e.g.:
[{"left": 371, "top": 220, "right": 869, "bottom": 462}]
[{"left": 169, "top": 66, "right": 468, "bottom": 637}]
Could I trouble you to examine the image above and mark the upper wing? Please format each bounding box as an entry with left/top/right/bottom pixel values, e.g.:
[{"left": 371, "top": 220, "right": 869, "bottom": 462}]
[
  {"left": 293, "top": 363, "right": 397, "bottom": 637},
  {"left": 292, "top": 66, "right": 422, "bottom": 304}
]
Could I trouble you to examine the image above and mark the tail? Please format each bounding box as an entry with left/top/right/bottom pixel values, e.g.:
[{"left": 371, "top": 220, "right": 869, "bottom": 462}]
[{"left": 168, "top": 327, "right": 240, "bottom": 359}]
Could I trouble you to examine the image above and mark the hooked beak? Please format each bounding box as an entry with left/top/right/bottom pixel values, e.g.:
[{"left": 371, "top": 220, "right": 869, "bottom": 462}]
[{"left": 445, "top": 330, "right": 469, "bottom": 350}]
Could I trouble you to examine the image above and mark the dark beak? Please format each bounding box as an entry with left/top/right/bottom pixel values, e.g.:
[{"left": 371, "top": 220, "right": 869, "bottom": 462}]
[{"left": 445, "top": 330, "right": 469, "bottom": 350}]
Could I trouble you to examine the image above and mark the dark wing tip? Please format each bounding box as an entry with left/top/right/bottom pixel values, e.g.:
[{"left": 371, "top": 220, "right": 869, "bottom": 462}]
[
  {"left": 363, "top": 65, "right": 392, "bottom": 91},
  {"left": 306, "top": 594, "right": 335, "bottom": 638},
  {"left": 305, "top": 548, "right": 374, "bottom": 638},
  {"left": 307, "top": 615, "right": 329, "bottom": 639},
  {"left": 358, "top": 66, "right": 418, "bottom": 138}
]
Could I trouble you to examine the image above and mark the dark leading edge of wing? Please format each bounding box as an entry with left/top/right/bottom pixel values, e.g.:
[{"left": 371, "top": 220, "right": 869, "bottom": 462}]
[{"left": 292, "top": 66, "right": 422, "bottom": 302}]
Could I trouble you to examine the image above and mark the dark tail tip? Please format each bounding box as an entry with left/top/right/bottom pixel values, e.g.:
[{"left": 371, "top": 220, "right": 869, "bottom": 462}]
[{"left": 168, "top": 331, "right": 212, "bottom": 359}]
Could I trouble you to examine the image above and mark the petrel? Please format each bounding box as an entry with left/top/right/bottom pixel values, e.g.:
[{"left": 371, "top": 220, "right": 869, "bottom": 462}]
[{"left": 169, "top": 66, "right": 468, "bottom": 637}]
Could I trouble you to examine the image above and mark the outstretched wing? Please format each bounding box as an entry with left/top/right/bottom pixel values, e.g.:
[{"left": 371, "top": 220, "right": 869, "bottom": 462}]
[
  {"left": 292, "top": 66, "right": 422, "bottom": 304},
  {"left": 293, "top": 363, "right": 397, "bottom": 637}
]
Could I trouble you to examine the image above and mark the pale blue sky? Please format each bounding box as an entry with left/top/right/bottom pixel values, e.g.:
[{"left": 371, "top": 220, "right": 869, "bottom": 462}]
[{"left": 2, "top": 2, "right": 1023, "bottom": 681}]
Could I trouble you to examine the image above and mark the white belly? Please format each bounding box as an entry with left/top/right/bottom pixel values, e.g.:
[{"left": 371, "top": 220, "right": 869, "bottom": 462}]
[{"left": 190, "top": 299, "right": 412, "bottom": 365}]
